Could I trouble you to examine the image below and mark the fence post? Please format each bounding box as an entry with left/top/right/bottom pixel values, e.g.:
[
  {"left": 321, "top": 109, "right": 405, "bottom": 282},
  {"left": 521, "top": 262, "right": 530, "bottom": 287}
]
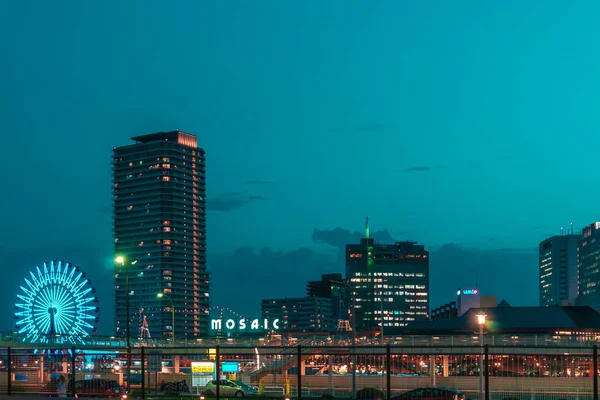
[
  {"left": 71, "top": 347, "right": 76, "bottom": 398},
  {"left": 386, "top": 345, "right": 391, "bottom": 400},
  {"left": 594, "top": 345, "right": 598, "bottom": 400},
  {"left": 216, "top": 346, "right": 221, "bottom": 400},
  {"left": 141, "top": 346, "right": 145, "bottom": 399},
  {"left": 484, "top": 344, "right": 489, "bottom": 400},
  {"left": 7, "top": 347, "right": 11, "bottom": 395},
  {"left": 297, "top": 345, "right": 302, "bottom": 400}
]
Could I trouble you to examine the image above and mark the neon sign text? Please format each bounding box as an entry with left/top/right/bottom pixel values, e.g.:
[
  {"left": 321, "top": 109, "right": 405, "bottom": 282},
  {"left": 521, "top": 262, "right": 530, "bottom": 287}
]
[{"left": 211, "top": 318, "right": 280, "bottom": 331}]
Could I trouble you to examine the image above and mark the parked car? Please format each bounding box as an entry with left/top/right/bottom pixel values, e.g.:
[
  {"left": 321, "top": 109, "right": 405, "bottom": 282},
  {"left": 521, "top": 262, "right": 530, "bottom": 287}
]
[
  {"left": 393, "top": 387, "right": 465, "bottom": 400},
  {"left": 354, "top": 388, "right": 386, "bottom": 400},
  {"left": 202, "top": 379, "right": 258, "bottom": 397},
  {"left": 68, "top": 379, "right": 127, "bottom": 399}
]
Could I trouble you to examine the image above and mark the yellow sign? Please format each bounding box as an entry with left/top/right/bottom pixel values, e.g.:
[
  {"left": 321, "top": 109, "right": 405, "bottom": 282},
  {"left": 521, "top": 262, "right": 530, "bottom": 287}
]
[{"left": 191, "top": 362, "right": 215, "bottom": 373}]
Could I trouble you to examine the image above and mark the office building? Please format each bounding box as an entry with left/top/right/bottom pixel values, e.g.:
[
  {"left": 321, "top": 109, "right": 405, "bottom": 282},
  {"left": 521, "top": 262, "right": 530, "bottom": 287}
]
[
  {"left": 306, "top": 273, "right": 350, "bottom": 322},
  {"left": 457, "top": 288, "right": 480, "bottom": 316},
  {"left": 346, "top": 229, "right": 430, "bottom": 330},
  {"left": 457, "top": 287, "right": 496, "bottom": 315},
  {"left": 261, "top": 297, "right": 333, "bottom": 332},
  {"left": 113, "top": 130, "right": 209, "bottom": 339},
  {"left": 578, "top": 223, "right": 600, "bottom": 308},
  {"left": 539, "top": 234, "right": 579, "bottom": 307}
]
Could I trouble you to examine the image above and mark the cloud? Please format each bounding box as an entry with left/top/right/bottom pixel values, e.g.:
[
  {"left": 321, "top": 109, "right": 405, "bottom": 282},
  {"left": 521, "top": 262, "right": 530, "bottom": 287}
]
[
  {"left": 431, "top": 243, "right": 537, "bottom": 307},
  {"left": 312, "top": 227, "right": 396, "bottom": 250},
  {"left": 246, "top": 180, "right": 274, "bottom": 185},
  {"left": 207, "top": 192, "right": 266, "bottom": 211},
  {"left": 403, "top": 165, "right": 446, "bottom": 173},
  {"left": 209, "top": 237, "right": 538, "bottom": 318},
  {"left": 357, "top": 123, "right": 385, "bottom": 132},
  {"left": 210, "top": 247, "right": 340, "bottom": 316}
]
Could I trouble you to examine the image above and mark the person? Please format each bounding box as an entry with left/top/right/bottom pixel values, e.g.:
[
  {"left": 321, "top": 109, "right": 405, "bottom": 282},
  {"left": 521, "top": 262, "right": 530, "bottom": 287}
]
[{"left": 57, "top": 376, "right": 67, "bottom": 398}]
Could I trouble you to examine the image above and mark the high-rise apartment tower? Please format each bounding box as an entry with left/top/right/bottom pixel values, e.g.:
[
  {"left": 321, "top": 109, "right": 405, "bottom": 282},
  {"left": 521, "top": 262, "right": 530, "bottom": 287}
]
[{"left": 113, "top": 131, "right": 208, "bottom": 339}]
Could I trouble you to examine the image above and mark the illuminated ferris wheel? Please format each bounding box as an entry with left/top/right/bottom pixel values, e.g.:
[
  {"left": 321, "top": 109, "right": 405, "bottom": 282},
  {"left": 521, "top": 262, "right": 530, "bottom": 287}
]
[{"left": 14, "top": 261, "right": 99, "bottom": 344}]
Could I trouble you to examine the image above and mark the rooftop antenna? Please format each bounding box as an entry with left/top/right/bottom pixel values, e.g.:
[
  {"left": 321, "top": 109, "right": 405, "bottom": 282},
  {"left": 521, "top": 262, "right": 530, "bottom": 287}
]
[{"left": 365, "top": 216, "right": 370, "bottom": 239}]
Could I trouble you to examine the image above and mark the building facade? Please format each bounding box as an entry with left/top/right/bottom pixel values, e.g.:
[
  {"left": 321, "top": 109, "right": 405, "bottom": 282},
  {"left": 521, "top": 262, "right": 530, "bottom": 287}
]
[
  {"left": 431, "top": 302, "right": 458, "bottom": 321},
  {"left": 346, "top": 238, "right": 429, "bottom": 331},
  {"left": 113, "top": 131, "right": 209, "bottom": 339},
  {"left": 457, "top": 287, "right": 496, "bottom": 315},
  {"left": 578, "top": 223, "right": 600, "bottom": 308},
  {"left": 261, "top": 297, "right": 333, "bottom": 332},
  {"left": 539, "top": 234, "right": 579, "bottom": 307},
  {"left": 457, "top": 288, "right": 480, "bottom": 316},
  {"left": 306, "top": 273, "right": 350, "bottom": 323}
]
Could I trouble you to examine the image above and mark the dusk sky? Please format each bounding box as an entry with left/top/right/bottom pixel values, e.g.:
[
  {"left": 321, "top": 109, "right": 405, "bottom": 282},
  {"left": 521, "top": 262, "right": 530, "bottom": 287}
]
[{"left": 2, "top": 1, "right": 600, "bottom": 335}]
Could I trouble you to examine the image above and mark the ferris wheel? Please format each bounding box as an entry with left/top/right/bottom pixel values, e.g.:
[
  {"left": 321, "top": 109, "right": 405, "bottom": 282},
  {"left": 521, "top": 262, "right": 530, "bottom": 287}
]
[{"left": 14, "top": 261, "right": 99, "bottom": 344}]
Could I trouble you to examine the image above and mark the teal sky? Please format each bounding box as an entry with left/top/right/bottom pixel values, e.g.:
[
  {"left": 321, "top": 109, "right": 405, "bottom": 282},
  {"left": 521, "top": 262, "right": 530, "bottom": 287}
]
[{"left": 1, "top": 1, "right": 599, "bottom": 332}]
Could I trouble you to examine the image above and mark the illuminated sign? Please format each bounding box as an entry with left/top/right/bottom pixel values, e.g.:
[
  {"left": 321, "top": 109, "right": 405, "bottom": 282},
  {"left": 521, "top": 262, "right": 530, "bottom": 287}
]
[
  {"left": 210, "top": 318, "right": 280, "bottom": 331},
  {"left": 457, "top": 289, "right": 478, "bottom": 296},
  {"left": 191, "top": 362, "right": 215, "bottom": 373},
  {"left": 222, "top": 362, "right": 239, "bottom": 373}
]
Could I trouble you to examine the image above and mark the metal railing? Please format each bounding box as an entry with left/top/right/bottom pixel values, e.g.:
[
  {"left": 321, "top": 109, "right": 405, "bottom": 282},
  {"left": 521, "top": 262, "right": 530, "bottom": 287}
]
[
  {"left": 0, "top": 332, "right": 599, "bottom": 348},
  {"left": 0, "top": 343, "right": 598, "bottom": 400}
]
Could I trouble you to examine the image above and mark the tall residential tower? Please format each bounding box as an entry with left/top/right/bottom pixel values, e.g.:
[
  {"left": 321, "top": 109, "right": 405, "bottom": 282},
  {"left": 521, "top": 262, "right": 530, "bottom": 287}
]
[
  {"left": 113, "top": 131, "right": 208, "bottom": 339},
  {"left": 539, "top": 234, "right": 579, "bottom": 307}
]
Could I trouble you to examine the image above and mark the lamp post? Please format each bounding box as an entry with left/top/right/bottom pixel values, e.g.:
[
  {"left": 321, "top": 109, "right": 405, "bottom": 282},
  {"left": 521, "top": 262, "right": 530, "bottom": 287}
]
[
  {"left": 334, "top": 280, "right": 356, "bottom": 396},
  {"left": 157, "top": 293, "right": 175, "bottom": 344},
  {"left": 115, "top": 256, "right": 131, "bottom": 392},
  {"left": 476, "top": 313, "right": 487, "bottom": 400}
]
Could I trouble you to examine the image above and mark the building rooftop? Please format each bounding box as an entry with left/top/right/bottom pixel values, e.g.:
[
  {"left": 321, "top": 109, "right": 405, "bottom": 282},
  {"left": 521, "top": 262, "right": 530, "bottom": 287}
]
[
  {"left": 131, "top": 130, "right": 197, "bottom": 148},
  {"left": 402, "top": 306, "right": 600, "bottom": 334}
]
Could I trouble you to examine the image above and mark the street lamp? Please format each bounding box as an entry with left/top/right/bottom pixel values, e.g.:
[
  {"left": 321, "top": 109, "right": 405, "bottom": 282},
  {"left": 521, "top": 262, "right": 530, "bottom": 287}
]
[
  {"left": 116, "top": 256, "right": 131, "bottom": 392},
  {"left": 476, "top": 313, "right": 487, "bottom": 400},
  {"left": 157, "top": 293, "right": 175, "bottom": 344}
]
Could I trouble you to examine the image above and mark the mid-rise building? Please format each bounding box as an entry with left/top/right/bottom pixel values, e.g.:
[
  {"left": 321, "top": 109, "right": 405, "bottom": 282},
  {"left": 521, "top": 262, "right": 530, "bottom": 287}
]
[
  {"left": 261, "top": 297, "right": 333, "bottom": 332},
  {"left": 346, "top": 230, "right": 429, "bottom": 331},
  {"left": 113, "top": 130, "right": 209, "bottom": 339},
  {"left": 457, "top": 287, "right": 496, "bottom": 315},
  {"left": 431, "top": 302, "right": 458, "bottom": 321},
  {"left": 539, "top": 234, "right": 579, "bottom": 307},
  {"left": 578, "top": 223, "right": 600, "bottom": 308},
  {"left": 306, "top": 273, "right": 350, "bottom": 323}
]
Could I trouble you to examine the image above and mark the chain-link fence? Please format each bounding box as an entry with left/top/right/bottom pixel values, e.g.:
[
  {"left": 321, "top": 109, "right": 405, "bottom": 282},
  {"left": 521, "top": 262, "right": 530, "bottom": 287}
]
[{"left": 0, "top": 344, "right": 598, "bottom": 399}]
